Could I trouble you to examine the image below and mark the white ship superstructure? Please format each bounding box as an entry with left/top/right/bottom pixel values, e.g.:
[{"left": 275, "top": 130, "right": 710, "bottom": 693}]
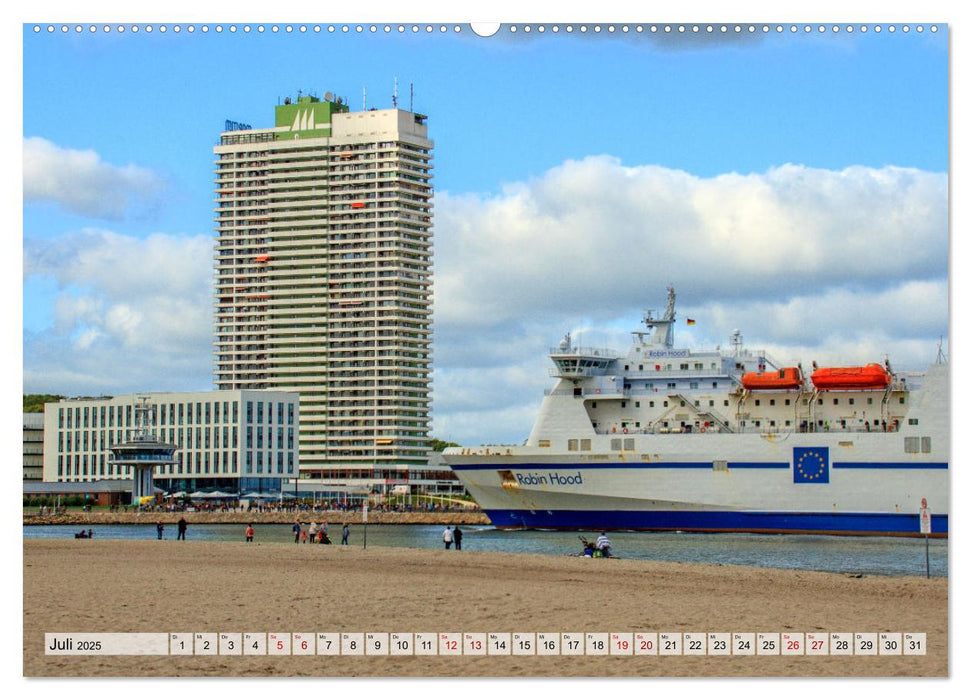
[{"left": 444, "top": 288, "right": 948, "bottom": 536}]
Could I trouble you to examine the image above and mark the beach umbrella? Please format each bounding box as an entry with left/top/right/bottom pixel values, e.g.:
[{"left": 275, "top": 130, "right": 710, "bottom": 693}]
[
  {"left": 189, "top": 491, "right": 208, "bottom": 498},
  {"left": 167, "top": 491, "right": 187, "bottom": 498},
  {"left": 206, "top": 490, "right": 236, "bottom": 498}
]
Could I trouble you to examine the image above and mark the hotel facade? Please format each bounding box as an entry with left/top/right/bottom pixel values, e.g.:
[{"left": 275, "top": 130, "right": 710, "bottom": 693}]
[
  {"left": 212, "top": 94, "right": 434, "bottom": 489},
  {"left": 42, "top": 391, "right": 300, "bottom": 494}
]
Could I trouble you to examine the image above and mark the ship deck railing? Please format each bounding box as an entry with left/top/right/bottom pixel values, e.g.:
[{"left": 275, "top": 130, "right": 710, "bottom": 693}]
[{"left": 596, "top": 423, "right": 900, "bottom": 436}]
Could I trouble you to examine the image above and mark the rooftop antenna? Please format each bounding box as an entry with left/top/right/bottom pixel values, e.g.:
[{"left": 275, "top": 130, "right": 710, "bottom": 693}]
[
  {"left": 410, "top": 82, "right": 414, "bottom": 112},
  {"left": 392, "top": 75, "right": 398, "bottom": 108},
  {"left": 363, "top": 85, "right": 367, "bottom": 111}
]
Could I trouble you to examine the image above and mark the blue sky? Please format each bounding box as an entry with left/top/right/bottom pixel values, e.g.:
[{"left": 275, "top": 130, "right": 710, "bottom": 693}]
[{"left": 22, "top": 19, "right": 950, "bottom": 446}]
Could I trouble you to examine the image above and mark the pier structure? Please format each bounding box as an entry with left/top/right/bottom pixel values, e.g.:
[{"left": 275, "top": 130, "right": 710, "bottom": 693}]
[{"left": 108, "top": 397, "right": 179, "bottom": 506}]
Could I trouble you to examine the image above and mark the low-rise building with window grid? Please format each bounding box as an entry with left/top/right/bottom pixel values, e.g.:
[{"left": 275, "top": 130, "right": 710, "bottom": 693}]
[{"left": 42, "top": 390, "right": 300, "bottom": 494}]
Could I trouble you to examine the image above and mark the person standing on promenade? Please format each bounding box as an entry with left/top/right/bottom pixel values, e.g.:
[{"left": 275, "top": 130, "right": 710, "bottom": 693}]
[
  {"left": 177, "top": 517, "right": 187, "bottom": 541},
  {"left": 245, "top": 524, "right": 255, "bottom": 542},
  {"left": 443, "top": 526, "right": 453, "bottom": 550},
  {"left": 454, "top": 526, "right": 463, "bottom": 551},
  {"left": 341, "top": 523, "right": 349, "bottom": 545},
  {"left": 156, "top": 521, "right": 164, "bottom": 540},
  {"left": 308, "top": 521, "right": 318, "bottom": 543},
  {"left": 293, "top": 520, "right": 301, "bottom": 543}
]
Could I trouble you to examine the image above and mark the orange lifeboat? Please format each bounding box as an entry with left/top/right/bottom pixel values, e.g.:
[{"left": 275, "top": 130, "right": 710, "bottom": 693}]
[
  {"left": 741, "top": 367, "right": 803, "bottom": 390},
  {"left": 811, "top": 363, "right": 890, "bottom": 390}
]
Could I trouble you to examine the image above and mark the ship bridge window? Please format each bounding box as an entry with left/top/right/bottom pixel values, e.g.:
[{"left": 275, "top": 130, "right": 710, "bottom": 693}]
[
  {"left": 574, "top": 387, "right": 582, "bottom": 397},
  {"left": 649, "top": 401, "right": 655, "bottom": 408},
  {"left": 639, "top": 365, "right": 643, "bottom": 371},
  {"left": 667, "top": 383, "right": 676, "bottom": 389},
  {"left": 611, "top": 438, "right": 622, "bottom": 450},
  {"left": 568, "top": 439, "right": 578, "bottom": 451},
  {"left": 785, "top": 399, "right": 791, "bottom": 406},
  {"left": 770, "top": 399, "right": 776, "bottom": 406},
  {"left": 849, "top": 398, "right": 855, "bottom": 405},
  {"left": 580, "top": 439, "right": 591, "bottom": 451},
  {"left": 905, "top": 437, "right": 919, "bottom": 454},
  {"left": 680, "top": 363, "right": 689, "bottom": 370},
  {"left": 695, "top": 363, "right": 703, "bottom": 370},
  {"left": 908, "top": 418, "right": 918, "bottom": 425},
  {"left": 900, "top": 397, "right": 906, "bottom": 404},
  {"left": 690, "top": 382, "right": 699, "bottom": 389},
  {"left": 833, "top": 398, "right": 839, "bottom": 405},
  {"left": 868, "top": 398, "right": 874, "bottom": 405},
  {"left": 922, "top": 437, "right": 931, "bottom": 453},
  {"left": 712, "top": 382, "right": 718, "bottom": 388},
  {"left": 755, "top": 400, "right": 761, "bottom": 406}
]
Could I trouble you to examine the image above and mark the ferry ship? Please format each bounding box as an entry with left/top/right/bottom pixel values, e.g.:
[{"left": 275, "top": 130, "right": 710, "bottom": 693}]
[{"left": 443, "top": 288, "right": 948, "bottom": 537}]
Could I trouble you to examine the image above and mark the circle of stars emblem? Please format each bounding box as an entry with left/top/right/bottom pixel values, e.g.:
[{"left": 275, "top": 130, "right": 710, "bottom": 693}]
[{"left": 796, "top": 450, "right": 826, "bottom": 480}]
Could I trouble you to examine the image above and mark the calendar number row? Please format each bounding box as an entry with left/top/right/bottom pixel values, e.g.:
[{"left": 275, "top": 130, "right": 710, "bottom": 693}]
[{"left": 46, "top": 632, "right": 927, "bottom": 656}]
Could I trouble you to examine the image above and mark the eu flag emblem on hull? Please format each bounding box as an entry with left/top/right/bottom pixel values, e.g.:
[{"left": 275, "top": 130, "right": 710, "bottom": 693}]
[{"left": 794, "top": 447, "right": 829, "bottom": 483}]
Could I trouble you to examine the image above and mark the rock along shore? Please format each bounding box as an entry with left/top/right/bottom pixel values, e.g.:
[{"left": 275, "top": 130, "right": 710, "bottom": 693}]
[{"left": 22, "top": 510, "right": 491, "bottom": 527}]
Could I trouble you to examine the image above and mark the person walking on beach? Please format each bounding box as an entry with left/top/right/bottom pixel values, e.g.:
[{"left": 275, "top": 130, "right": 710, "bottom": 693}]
[
  {"left": 293, "top": 520, "right": 301, "bottom": 543},
  {"left": 245, "top": 524, "right": 255, "bottom": 542},
  {"left": 156, "top": 521, "right": 164, "bottom": 540},
  {"left": 453, "top": 526, "right": 463, "bottom": 551},
  {"left": 341, "top": 523, "right": 349, "bottom": 545},
  {"left": 308, "top": 521, "right": 319, "bottom": 543},
  {"left": 177, "top": 517, "right": 187, "bottom": 541},
  {"left": 443, "top": 526, "right": 453, "bottom": 550}
]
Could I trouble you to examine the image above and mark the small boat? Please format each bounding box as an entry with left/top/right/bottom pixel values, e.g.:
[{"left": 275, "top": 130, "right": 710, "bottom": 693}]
[
  {"left": 811, "top": 363, "right": 890, "bottom": 390},
  {"left": 741, "top": 367, "right": 802, "bottom": 390}
]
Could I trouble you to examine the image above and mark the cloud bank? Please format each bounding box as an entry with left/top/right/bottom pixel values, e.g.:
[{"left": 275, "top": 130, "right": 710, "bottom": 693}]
[
  {"left": 23, "top": 228, "right": 213, "bottom": 395},
  {"left": 23, "top": 137, "right": 167, "bottom": 220},
  {"left": 23, "top": 154, "right": 948, "bottom": 445},
  {"left": 431, "top": 157, "right": 947, "bottom": 444}
]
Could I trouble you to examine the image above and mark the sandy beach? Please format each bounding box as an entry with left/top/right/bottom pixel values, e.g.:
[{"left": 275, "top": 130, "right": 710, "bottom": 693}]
[{"left": 23, "top": 539, "right": 947, "bottom": 677}]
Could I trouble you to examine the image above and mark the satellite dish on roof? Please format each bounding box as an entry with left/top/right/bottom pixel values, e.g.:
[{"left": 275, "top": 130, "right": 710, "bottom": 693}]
[{"left": 324, "top": 91, "right": 333, "bottom": 101}]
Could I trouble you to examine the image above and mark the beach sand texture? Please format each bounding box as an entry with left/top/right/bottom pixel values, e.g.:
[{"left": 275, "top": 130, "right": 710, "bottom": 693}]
[{"left": 23, "top": 539, "right": 947, "bottom": 677}]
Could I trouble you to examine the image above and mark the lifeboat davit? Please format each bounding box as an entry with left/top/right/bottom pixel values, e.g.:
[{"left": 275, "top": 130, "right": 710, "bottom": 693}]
[
  {"left": 811, "top": 363, "right": 890, "bottom": 390},
  {"left": 741, "top": 367, "right": 803, "bottom": 390}
]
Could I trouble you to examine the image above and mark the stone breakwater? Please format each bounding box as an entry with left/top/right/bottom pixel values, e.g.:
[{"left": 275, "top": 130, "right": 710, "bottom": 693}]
[{"left": 23, "top": 511, "right": 491, "bottom": 527}]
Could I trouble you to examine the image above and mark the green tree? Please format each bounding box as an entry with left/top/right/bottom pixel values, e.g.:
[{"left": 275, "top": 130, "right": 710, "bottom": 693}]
[
  {"left": 23, "top": 394, "right": 65, "bottom": 413},
  {"left": 429, "top": 438, "right": 460, "bottom": 452}
]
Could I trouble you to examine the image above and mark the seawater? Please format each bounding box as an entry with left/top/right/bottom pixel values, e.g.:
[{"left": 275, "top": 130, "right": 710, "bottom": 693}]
[{"left": 23, "top": 524, "right": 947, "bottom": 578}]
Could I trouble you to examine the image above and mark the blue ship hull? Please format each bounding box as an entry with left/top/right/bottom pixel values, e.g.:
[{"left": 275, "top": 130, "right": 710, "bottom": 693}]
[{"left": 483, "top": 508, "right": 948, "bottom": 537}]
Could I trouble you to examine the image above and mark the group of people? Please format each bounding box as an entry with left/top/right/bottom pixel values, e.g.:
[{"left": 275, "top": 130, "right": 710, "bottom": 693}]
[
  {"left": 155, "top": 518, "right": 189, "bottom": 540},
  {"left": 442, "top": 525, "right": 463, "bottom": 550},
  {"left": 291, "top": 521, "right": 350, "bottom": 545},
  {"left": 579, "top": 532, "right": 613, "bottom": 558}
]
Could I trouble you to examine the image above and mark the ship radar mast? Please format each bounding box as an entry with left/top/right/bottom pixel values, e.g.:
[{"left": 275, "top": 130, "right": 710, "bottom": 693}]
[
  {"left": 731, "top": 329, "right": 744, "bottom": 357},
  {"left": 637, "top": 285, "right": 677, "bottom": 348}
]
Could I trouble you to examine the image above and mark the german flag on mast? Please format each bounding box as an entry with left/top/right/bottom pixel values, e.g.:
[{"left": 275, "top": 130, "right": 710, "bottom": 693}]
[{"left": 686, "top": 318, "right": 696, "bottom": 325}]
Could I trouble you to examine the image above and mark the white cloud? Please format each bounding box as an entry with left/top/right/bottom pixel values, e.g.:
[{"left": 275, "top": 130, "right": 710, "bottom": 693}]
[
  {"left": 22, "top": 157, "right": 948, "bottom": 446},
  {"left": 23, "top": 137, "right": 166, "bottom": 220},
  {"left": 432, "top": 158, "right": 948, "bottom": 444},
  {"left": 23, "top": 229, "right": 213, "bottom": 395}
]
